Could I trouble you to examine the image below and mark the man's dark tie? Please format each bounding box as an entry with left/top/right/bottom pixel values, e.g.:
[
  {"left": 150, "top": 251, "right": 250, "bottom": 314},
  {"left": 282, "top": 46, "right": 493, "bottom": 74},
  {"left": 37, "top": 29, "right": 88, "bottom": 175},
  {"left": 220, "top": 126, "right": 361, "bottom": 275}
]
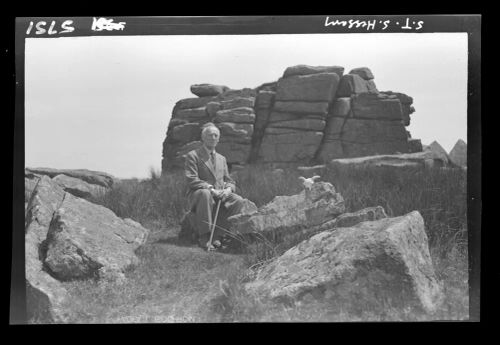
[{"left": 210, "top": 152, "right": 216, "bottom": 170}]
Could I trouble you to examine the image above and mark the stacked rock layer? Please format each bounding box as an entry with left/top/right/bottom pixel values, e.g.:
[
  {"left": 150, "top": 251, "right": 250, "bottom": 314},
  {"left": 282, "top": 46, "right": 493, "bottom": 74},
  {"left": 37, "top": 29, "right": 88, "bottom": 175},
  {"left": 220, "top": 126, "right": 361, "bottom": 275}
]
[{"left": 162, "top": 65, "right": 421, "bottom": 172}]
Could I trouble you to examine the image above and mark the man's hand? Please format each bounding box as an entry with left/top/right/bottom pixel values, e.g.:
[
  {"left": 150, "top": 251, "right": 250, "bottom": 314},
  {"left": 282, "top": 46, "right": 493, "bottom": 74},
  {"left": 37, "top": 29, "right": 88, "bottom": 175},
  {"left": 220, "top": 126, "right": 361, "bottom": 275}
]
[
  {"left": 209, "top": 187, "right": 223, "bottom": 200},
  {"left": 209, "top": 186, "right": 231, "bottom": 201},
  {"left": 219, "top": 187, "right": 232, "bottom": 201}
]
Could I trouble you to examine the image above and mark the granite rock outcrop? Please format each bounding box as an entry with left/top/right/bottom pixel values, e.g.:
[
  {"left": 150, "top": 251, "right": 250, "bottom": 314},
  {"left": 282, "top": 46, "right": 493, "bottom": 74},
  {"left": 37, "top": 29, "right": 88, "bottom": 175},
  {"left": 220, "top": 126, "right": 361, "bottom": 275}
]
[{"left": 161, "top": 65, "right": 420, "bottom": 172}]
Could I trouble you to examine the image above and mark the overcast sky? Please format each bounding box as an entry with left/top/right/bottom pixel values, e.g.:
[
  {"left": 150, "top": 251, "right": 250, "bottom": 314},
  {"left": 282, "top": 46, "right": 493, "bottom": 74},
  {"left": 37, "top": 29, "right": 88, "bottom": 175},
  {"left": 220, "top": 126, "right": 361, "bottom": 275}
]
[{"left": 25, "top": 33, "right": 468, "bottom": 179}]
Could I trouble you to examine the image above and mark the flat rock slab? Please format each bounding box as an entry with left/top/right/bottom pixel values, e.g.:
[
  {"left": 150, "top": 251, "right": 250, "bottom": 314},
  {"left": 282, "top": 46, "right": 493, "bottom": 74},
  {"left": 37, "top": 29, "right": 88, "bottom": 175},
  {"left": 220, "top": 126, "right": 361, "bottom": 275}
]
[
  {"left": 44, "top": 192, "right": 149, "bottom": 281},
  {"left": 259, "top": 131, "right": 324, "bottom": 162},
  {"left": 173, "top": 107, "right": 209, "bottom": 121},
  {"left": 273, "top": 101, "right": 330, "bottom": 114},
  {"left": 329, "top": 150, "right": 450, "bottom": 168},
  {"left": 275, "top": 73, "right": 340, "bottom": 102},
  {"left": 268, "top": 112, "right": 324, "bottom": 123},
  {"left": 267, "top": 118, "right": 326, "bottom": 132},
  {"left": 220, "top": 97, "right": 255, "bottom": 109},
  {"left": 381, "top": 91, "right": 413, "bottom": 104},
  {"left": 341, "top": 141, "right": 412, "bottom": 159},
  {"left": 26, "top": 167, "right": 116, "bottom": 188},
  {"left": 52, "top": 174, "right": 108, "bottom": 200},
  {"left": 228, "top": 182, "right": 345, "bottom": 234},
  {"left": 341, "top": 118, "right": 408, "bottom": 143},
  {"left": 174, "top": 96, "right": 218, "bottom": 111},
  {"left": 214, "top": 107, "right": 256, "bottom": 123},
  {"left": 283, "top": 65, "right": 344, "bottom": 78},
  {"left": 191, "top": 84, "right": 229, "bottom": 97},
  {"left": 350, "top": 93, "right": 404, "bottom": 121},
  {"left": 245, "top": 211, "right": 444, "bottom": 314}
]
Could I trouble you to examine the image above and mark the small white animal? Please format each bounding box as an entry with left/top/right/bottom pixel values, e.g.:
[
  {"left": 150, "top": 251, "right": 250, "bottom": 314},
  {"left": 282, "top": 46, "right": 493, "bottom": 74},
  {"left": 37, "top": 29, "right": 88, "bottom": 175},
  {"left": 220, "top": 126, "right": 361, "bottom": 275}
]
[{"left": 299, "top": 175, "right": 321, "bottom": 190}]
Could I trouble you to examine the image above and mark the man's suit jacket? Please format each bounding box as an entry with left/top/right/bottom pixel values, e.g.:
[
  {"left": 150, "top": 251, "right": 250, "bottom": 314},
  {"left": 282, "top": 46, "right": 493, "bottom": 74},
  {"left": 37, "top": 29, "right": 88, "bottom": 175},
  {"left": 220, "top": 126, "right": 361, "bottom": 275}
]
[{"left": 184, "top": 146, "right": 236, "bottom": 208}]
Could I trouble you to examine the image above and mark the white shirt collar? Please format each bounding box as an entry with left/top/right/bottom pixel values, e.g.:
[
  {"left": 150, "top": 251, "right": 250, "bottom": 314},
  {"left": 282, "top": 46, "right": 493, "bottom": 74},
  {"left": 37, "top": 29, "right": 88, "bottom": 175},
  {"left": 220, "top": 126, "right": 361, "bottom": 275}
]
[{"left": 203, "top": 145, "right": 216, "bottom": 156}]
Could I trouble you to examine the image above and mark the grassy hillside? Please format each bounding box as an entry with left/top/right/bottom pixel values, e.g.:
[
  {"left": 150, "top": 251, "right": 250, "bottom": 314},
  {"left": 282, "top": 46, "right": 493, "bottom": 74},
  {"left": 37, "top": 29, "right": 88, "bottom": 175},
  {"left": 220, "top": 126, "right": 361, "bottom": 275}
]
[{"left": 62, "top": 164, "right": 468, "bottom": 322}]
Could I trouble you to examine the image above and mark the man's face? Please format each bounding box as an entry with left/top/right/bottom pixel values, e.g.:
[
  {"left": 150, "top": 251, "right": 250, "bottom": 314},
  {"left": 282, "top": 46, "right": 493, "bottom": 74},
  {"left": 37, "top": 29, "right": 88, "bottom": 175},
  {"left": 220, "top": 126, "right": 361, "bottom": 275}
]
[{"left": 202, "top": 127, "right": 220, "bottom": 150}]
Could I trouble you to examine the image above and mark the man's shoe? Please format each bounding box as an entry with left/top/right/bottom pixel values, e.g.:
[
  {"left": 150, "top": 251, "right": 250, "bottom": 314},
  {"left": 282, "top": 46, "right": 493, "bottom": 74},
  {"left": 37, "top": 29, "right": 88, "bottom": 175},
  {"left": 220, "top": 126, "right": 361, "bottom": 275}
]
[{"left": 198, "top": 233, "right": 210, "bottom": 249}]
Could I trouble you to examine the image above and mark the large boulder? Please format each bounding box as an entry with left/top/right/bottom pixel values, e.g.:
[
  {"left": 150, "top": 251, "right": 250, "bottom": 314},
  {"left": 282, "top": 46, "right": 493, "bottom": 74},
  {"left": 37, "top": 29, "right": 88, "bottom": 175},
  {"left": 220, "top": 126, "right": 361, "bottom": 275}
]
[
  {"left": 25, "top": 168, "right": 116, "bottom": 188},
  {"left": 43, "top": 192, "right": 149, "bottom": 281},
  {"left": 283, "top": 65, "right": 344, "bottom": 78},
  {"left": 25, "top": 175, "right": 71, "bottom": 323},
  {"left": 190, "top": 84, "right": 229, "bottom": 97},
  {"left": 245, "top": 211, "right": 444, "bottom": 314},
  {"left": 448, "top": 139, "right": 467, "bottom": 167},
  {"left": 228, "top": 182, "right": 345, "bottom": 235},
  {"left": 25, "top": 173, "right": 150, "bottom": 322}
]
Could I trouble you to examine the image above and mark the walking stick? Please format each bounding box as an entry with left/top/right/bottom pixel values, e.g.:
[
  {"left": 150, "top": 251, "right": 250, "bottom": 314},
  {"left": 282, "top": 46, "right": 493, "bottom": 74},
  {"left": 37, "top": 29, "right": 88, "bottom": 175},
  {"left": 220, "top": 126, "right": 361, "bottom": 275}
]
[{"left": 207, "top": 197, "right": 222, "bottom": 251}]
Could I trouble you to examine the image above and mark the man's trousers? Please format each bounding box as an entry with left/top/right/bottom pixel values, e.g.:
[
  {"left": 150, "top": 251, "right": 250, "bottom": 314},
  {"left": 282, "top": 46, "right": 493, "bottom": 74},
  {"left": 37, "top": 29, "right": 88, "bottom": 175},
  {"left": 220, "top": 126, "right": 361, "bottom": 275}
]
[{"left": 190, "top": 189, "right": 245, "bottom": 240}]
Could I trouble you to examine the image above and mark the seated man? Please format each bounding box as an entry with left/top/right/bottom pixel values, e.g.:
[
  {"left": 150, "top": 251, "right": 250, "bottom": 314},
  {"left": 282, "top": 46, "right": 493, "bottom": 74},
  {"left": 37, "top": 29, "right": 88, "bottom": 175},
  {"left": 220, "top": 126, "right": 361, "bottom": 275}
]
[{"left": 184, "top": 122, "right": 246, "bottom": 251}]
